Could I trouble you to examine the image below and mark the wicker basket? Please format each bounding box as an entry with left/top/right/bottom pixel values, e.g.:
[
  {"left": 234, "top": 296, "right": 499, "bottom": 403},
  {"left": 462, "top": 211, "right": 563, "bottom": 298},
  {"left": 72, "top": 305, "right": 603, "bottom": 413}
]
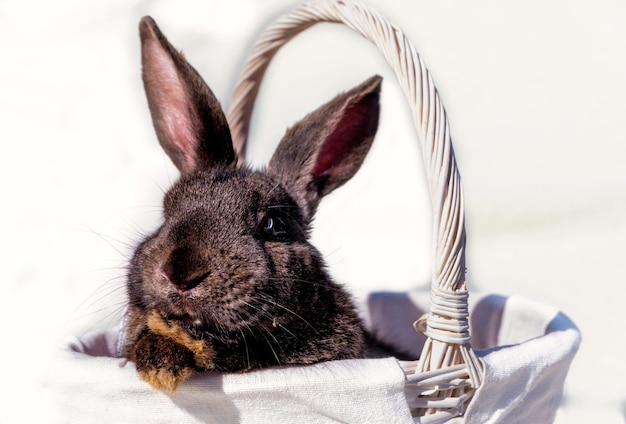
[{"left": 226, "top": 0, "right": 482, "bottom": 420}]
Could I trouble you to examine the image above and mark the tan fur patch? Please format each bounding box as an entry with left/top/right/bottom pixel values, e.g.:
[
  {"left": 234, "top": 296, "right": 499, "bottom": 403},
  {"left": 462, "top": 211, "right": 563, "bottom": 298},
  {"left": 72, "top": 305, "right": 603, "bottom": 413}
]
[
  {"left": 147, "top": 310, "right": 215, "bottom": 368},
  {"left": 138, "top": 367, "right": 194, "bottom": 393}
]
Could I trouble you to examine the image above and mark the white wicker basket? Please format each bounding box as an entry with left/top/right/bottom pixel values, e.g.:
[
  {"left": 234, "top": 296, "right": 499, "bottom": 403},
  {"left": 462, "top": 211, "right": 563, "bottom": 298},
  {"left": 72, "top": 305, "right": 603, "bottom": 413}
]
[{"left": 226, "top": 0, "right": 481, "bottom": 420}]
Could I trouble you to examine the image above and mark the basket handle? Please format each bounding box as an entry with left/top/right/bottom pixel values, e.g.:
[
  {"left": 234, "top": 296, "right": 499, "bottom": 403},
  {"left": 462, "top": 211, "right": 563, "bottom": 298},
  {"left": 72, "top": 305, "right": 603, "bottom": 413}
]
[{"left": 226, "top": 0, "right": 482, "bottom": 407}]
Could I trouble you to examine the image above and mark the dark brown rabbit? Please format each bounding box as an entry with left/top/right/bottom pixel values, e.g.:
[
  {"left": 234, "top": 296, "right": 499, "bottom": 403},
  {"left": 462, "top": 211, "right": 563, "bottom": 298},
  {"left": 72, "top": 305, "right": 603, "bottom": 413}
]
[{"left": 121, "top": 16, "right": 382, "bottom": 392}]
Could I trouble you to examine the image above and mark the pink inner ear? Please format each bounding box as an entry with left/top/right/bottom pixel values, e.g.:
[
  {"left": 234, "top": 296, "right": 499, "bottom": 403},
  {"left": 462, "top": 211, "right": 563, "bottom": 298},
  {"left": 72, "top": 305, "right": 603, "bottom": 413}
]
[
  {"left": 312, "top": 96, "right": 378, "bottom": 178},
  {"left": 145, "top": 40, "right": 199, "bottom": 171},
  {"left": 164, "top": 111, "right": 198, "bottom": 169}
]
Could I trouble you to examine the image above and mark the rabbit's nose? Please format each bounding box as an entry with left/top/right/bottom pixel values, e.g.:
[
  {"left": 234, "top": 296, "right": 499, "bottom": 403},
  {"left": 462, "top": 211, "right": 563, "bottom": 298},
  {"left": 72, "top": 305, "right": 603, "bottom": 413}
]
[{"left": 162, "top": 245, "right": 209, "bottom": 291}]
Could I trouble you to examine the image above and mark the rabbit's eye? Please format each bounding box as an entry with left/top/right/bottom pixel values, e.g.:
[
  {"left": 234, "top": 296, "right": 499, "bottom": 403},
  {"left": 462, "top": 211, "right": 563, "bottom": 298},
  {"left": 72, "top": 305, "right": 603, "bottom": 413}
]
[
  {"left": 257, "top": 213, "right": 292, "bottom": 242},
  {"left": 256, "top": 202, "right": 307, "bottom": 243},
  {"left": 260, "top": 215, "right": 284, "bottom": 237}
]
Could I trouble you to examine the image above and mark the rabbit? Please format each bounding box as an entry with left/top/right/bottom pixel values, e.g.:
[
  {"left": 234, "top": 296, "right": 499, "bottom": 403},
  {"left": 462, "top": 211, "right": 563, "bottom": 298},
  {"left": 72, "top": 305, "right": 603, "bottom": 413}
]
[{"left": 120, "top": 16, "right": 382, "bottom": 393}]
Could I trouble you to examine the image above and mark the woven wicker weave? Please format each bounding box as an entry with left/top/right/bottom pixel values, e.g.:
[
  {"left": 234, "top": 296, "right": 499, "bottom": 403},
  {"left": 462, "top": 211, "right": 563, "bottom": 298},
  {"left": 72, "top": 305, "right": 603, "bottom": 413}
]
[{"left": 226, "top": 0, "right": 483, "bottom": 421}]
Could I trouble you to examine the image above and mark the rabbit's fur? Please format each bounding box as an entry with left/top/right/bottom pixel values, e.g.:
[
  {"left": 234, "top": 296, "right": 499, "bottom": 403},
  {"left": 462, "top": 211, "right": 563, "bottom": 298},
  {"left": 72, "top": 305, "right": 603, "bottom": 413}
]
[{"left": 121, "top": 16, "right": 382, "bottom": 392}]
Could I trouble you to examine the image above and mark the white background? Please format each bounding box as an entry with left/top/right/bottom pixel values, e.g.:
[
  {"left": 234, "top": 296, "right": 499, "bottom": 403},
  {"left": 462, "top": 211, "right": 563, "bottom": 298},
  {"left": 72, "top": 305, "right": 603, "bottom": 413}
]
[{"left": 1, "top": 0, "right": 624, "bottom": 422}]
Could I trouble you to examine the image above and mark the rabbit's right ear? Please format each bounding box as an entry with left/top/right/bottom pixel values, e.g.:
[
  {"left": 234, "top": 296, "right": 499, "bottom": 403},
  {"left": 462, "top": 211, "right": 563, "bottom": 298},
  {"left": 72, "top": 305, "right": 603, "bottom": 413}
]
[
  {"left": 139, "top": 16, "right": 236, "bottom": 174},
  {"left": 268, "top": 76, "right": 382, "bottom": 217}
]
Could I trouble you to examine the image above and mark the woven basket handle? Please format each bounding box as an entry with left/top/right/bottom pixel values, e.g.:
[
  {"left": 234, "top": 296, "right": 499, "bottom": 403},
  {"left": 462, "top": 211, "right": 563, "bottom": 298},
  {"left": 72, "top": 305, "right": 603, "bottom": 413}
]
[{"left": 226, "top": 0, "right": 482, "bottom": 401}]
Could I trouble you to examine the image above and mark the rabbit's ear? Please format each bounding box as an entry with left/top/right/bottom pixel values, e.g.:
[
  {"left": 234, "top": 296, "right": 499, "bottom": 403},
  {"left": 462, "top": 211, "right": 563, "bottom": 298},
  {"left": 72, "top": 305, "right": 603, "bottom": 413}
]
[
  {"left": 139, "top": 16, "right": 236, "bottom": 174},
  {"left": 268, "top": 75, "right": 381, "bottom": 214}
]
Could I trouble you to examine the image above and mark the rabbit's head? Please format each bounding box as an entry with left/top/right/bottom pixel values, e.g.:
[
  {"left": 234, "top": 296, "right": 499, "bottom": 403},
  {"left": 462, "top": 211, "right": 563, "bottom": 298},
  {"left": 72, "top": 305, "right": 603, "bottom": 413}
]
[{"left": 126, "top": 17, "right": 381, "bottom": 351}]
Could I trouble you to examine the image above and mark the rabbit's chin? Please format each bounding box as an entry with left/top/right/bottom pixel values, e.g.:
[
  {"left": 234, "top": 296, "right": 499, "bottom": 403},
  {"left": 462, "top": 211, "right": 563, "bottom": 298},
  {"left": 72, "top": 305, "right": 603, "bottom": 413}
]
[
  {"left": 158, "top": 292, "right": 259, "bottom": 332},
  {"left": 162, "top": 292, "right": 204, "bottom": 324}
]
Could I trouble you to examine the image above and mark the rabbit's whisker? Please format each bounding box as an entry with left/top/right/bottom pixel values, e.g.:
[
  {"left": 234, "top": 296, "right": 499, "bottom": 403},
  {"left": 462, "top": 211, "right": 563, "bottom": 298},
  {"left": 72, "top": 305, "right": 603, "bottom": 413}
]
[
  {"left": 238, "top": 327, "right": 251, "bottom": 369},
  {"left": 258, "top": 325, "right": 282, "bottom": 366},
  {"left": 255, "top": 294, "right": 317, "bottom": 333}
]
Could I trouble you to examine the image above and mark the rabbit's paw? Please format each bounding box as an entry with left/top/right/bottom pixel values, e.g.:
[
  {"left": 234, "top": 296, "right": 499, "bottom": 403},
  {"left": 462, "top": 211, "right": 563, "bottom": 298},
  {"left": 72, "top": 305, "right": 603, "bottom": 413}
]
[
  {"left": 132, "top": 332, "right": 196, "bottom": 392},
  {"left": 146, "top": 310, "right": 215, "bottom": 369}
]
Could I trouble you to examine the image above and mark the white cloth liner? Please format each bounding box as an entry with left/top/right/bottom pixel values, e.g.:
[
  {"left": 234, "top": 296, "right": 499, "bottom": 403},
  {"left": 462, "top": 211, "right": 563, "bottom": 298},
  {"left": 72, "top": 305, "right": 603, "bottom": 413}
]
[{"left": 45, "top": 290, "right": 580, "bottom": 423}]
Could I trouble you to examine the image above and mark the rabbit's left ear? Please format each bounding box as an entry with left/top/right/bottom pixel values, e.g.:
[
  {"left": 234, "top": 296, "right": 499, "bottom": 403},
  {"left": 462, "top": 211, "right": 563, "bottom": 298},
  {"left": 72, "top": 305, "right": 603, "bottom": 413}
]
[
  {"left": 268, "top": 75, "right": 381, "bottom": 215},
  {"left": 139, "top": 16, "right": 236, "bottom": 174}
]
